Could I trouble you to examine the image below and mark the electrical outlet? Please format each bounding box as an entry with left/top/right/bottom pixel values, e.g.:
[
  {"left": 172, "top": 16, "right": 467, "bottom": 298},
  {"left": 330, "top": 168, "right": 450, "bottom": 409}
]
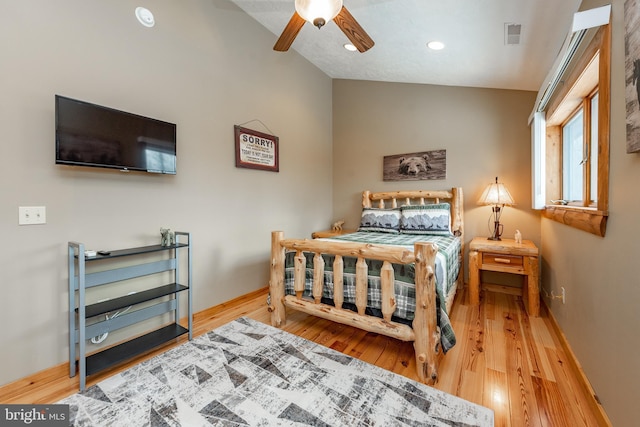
[
  {"left": 561, "top": 286, "right": 566, "bottom": 304},
  {"left": 18, "top": 206, "right": 46, "bottom": 225}
]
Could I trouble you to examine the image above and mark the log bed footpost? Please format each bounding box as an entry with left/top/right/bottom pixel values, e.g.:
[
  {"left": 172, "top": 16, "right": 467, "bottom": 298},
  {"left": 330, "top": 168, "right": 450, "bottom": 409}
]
[
  {"left": 451, "top": 187, "right": 465, "bottom": 293},
  {"left": 269, "top": 231, "right": 286, "bottom": 328},
  {"left": 413, "top": 242, "right": 439, "bottom": 384}
]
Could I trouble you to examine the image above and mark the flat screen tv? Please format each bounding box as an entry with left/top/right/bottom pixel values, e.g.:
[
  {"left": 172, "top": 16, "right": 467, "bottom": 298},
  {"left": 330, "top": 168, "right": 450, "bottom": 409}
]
[{"left": 55, "top": 95, "right": 177, "bottom": 174}]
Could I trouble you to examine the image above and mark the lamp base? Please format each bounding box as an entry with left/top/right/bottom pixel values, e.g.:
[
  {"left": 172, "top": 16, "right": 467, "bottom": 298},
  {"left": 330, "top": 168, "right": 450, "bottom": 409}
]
[{"left": 487, "top": 220, "right": 503, "bottom": 241}]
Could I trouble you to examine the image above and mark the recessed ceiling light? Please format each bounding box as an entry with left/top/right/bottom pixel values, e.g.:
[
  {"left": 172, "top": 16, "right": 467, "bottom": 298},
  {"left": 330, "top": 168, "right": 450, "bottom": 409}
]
[
  {"left": 135, "top": 7, "right": 155, "bottom": 28},
  {"left": 343, "top": 43, "right": 357, "bottom": 52},
  {"left": 427, "top": 41, "right": 445, "bottom": 50}
]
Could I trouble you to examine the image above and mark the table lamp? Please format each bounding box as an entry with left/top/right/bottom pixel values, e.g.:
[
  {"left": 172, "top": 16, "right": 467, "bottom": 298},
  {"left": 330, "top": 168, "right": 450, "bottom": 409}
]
[{"left": 477, "top": 177, "right": 515, "bottom": 240}]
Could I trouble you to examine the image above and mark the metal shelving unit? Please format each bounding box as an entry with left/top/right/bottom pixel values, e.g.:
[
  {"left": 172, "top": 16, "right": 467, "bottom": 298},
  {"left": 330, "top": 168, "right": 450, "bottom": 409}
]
[{"left": 68, "top": 232, "right": 192, "bottom": 390}]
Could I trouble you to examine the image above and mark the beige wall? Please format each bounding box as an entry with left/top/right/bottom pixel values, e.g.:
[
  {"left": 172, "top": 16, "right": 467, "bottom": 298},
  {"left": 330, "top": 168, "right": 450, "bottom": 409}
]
[
  {"left": 541, "top": 0, "right": 640, "bottom": 425},
  {"left": 0, "top": 0, "right": 333, "bottom": 385},
  {"left": 332, "top": 80, "right": 540, "bottom": 277}
]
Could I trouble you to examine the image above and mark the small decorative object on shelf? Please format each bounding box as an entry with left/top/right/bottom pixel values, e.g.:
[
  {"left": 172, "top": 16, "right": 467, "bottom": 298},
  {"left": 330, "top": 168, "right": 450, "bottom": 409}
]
[
  {"left": 160, "top": 227, "right": 175, "bottom": 246},
  {"left": 331, "top": 220, "right": 345, "bottom": 232},
  {"left": 84, "top": 250, "right": 97, "bottom": 258},
  {"left": 515, "top": 229, "right": 522, "bottom": 244}
]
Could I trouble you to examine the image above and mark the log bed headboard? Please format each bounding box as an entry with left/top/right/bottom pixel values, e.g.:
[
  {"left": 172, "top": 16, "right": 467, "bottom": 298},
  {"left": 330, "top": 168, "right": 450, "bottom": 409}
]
[{"left": 361, "top": 188, "right": 464, "bottom": 240}]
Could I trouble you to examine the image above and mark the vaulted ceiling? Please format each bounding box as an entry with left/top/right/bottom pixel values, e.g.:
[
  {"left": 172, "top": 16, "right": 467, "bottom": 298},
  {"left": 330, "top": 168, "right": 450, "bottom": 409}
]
[{"left": 229, "top": 0, "right": 582, "bottom": 91}]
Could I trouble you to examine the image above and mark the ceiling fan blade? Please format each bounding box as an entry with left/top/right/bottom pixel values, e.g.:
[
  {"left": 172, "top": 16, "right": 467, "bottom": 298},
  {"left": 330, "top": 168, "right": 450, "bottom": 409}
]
[
  {"left": 333, "top": 6, "right": 374, "bottom": 53},
  {"left": 273, "top": 12, "right": 306, "bottom": 52}
]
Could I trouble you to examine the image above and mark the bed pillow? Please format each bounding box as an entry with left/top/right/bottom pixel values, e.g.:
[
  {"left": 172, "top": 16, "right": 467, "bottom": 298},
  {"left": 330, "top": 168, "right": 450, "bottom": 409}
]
[
  {"left": 357, "top": 207, "right": 401, "bottom": 234},
  {"left": 400, "top": 203, "right": 453, "bottom": 236}
]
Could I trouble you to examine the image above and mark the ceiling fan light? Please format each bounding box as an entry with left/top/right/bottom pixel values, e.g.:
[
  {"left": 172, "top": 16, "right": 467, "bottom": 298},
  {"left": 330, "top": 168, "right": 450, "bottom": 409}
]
[{"left": 295, "top": 0, "right": 343, "bottom": 29}]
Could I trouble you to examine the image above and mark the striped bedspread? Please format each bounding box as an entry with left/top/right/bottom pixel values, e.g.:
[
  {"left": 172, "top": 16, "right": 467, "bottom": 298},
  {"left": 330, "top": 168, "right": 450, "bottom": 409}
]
[{"left": 284, "top": 231, "right": 460, "bottom": 353}]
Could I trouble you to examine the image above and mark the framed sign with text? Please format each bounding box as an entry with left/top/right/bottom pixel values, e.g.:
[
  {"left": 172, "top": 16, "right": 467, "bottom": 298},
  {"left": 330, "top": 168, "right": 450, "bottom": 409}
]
[{"left": 234, "top": 125, "right": 279, "bottom": 172}]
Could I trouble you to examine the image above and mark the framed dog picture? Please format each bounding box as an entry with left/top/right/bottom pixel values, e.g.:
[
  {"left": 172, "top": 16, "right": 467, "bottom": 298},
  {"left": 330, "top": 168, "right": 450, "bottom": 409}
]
[{"left": 383, "top": 149, "right": 446, "bottom": 181}]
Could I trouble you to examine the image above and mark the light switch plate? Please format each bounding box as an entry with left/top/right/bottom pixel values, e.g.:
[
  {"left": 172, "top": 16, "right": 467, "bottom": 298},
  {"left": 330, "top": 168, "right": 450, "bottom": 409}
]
[{"left": 19, "top": 206, "right": 46, "bottom": 225}]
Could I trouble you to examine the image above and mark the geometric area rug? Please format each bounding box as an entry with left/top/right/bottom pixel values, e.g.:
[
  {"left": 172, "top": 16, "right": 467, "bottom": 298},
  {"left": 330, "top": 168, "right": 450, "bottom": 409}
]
[{"left": 59, "top": 317, "right": 494, "bottom": 426}]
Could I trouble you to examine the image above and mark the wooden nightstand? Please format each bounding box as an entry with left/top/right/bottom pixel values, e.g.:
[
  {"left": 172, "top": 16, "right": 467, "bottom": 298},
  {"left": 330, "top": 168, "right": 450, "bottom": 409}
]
[
  {"left": 311, "top": 229, "right": 356, "bottom": 238},
  {"left": 469, "top": 237, "right": 540, "bottom": 316}
]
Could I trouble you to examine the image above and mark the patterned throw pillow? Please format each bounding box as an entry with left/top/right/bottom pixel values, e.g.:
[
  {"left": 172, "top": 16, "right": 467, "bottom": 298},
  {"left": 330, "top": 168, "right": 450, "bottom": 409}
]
[
  {"left": 400, "top": 203, "right": 452, "bottom": 235},
  {"left": 357, "top": 207, "right": 401, "bottom": 233}
]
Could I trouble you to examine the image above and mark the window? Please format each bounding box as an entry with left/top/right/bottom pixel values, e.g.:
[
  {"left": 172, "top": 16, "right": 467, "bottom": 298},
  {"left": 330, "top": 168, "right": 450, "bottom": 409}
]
[
  {"left": 562, "top": 108, "right": 584, "bottom": 202},
  {"left": 561, "top": 90, "right": 598, "bottom": 206},
  {"left": 536, "top": 23, "right": 610, "bottom": 237},
  {"left": 590, "top": 93, "right": 598, "bottom": 203}
]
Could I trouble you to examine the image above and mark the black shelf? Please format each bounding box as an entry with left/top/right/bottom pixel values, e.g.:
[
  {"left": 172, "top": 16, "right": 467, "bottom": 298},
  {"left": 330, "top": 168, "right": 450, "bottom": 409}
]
[
  {"left": 80, "top": 243, "right": 189, "bottom": 261},
  {"left": 85, "top": 323, "right": 188, "bottom": 376},
  {"left": 80, "top": 284, "right": 188, "bottom": 318}
]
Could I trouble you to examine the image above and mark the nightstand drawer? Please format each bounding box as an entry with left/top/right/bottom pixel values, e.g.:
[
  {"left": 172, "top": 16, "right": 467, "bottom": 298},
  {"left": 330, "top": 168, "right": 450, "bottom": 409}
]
[{"left": 482, "top": 252, "right": 523, "bottom": 267}]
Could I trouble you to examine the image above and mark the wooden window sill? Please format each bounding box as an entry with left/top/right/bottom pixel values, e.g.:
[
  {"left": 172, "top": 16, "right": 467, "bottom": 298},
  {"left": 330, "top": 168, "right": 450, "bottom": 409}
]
[{"left": 542, "top": 205, "right": 608, "bottom": 237}]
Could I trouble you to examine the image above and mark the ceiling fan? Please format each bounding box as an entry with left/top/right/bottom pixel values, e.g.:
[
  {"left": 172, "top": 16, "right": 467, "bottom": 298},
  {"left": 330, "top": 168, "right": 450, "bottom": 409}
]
[{"left": 273, "top": 0, "right": 375, "bottom": 53}]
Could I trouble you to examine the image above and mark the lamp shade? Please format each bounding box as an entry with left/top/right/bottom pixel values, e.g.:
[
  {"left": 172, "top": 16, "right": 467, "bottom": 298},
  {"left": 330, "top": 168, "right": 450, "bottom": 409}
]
[
  {"left": 295, "top": 0, "right": 343, "bottom": 28},
  {"left": 477, "top": 177, "right": 515, "bottom": 206}
]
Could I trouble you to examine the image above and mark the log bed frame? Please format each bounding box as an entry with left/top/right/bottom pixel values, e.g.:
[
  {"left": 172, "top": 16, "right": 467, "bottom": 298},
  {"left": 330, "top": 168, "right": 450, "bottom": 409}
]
[{"left": 268, "top": 188, "right": 464, "bottom": 384}]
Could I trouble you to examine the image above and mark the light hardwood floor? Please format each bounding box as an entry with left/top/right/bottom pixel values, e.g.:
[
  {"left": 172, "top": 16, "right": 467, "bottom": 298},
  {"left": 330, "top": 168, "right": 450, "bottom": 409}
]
[{"left": 0, "top": 286, "right": 610, "bottom": 426}]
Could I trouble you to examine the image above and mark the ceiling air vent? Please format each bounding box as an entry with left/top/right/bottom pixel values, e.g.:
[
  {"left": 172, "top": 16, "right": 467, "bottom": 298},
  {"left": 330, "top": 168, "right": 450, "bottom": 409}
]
[{"left": 505, "top": 23, "right": 521, "bottom": 45}]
